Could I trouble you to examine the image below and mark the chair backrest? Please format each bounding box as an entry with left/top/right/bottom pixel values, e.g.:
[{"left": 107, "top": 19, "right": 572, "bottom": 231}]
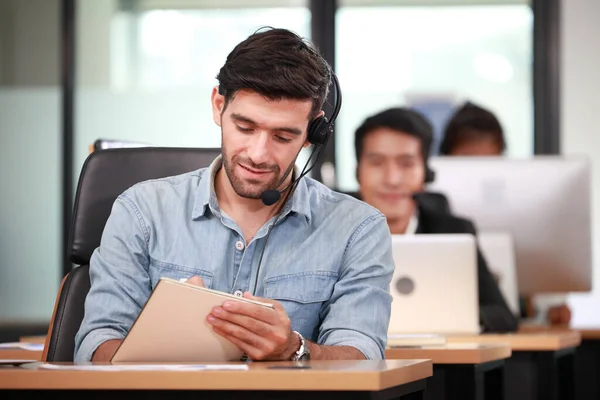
[
  {"left": 45, "top": 147, "right": 221, "bottom": 361},
  {"left": 93, "top": 138, "right": 152, "bottom": 151}
]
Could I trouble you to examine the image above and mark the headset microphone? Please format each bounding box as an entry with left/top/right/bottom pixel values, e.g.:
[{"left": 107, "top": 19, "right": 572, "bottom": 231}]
[
  {"left": 260, "top": 146, "right": 321, "bottom": 206},
  {"left": 261, "top": 190, "right": 282, "bottom": 206}
]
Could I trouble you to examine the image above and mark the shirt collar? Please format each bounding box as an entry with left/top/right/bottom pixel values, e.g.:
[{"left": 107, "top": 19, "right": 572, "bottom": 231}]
[
  {"left": 192, "top": 155, "right": 311, "bottom": 223},
  {"left": 404, "top": 210, "right": 419, "bottom": 235}
]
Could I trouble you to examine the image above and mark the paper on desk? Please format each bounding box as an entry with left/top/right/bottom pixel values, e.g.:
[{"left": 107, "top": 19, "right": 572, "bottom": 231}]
[
  {"left": 39, "top": 363, "right": 249, "bottom": 371},
  {"left": 0, "top": 342, "right": 44, "bottom": 351}
]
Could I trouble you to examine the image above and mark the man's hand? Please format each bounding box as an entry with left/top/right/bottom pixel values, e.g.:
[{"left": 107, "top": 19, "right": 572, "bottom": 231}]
[
  {"left": 547, "top": 304, "right": 572, "bottom": 326},
  {"left": 206, "top": 292, "right": 299, "bottom": 361}
]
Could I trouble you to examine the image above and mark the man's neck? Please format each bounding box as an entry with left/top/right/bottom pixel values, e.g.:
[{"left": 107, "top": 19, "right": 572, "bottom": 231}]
[
  {"left": 388, "top": 218, "right": 411, "bottom": 235},
  {"left": 387, "top": 204, "right": 417, "bottom": 235}
]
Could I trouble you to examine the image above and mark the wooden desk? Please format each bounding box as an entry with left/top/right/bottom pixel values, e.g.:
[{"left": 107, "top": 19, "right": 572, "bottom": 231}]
[
  {"left": 0, "top": 348, "right": 43, "bottom": 361},
  {"left": 519, "top": 324, "right": 600, "bottom": 400},
  {"left": 19, "top": 336, "right": 46, "bottom": 344},
  {"left": 0, "top": 359, "right": 433, "bottom": 399},
  {"left": 447, "top": 332, "right": 581, "bottom": 400},
  {"left": 387, "top": 343, "right": 510, "bottom": 400},
  {"left": 446, "top": 331, "right": 581, "bottom": 351}
]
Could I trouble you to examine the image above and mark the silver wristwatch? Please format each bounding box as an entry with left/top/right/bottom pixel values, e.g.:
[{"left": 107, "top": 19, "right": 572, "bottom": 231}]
[{"left": 290, "top": 331, "right": 310, "bottom": 361}]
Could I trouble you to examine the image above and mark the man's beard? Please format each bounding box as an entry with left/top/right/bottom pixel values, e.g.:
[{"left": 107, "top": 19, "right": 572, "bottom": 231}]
[{"left": 222, "top": 146, "right": 296, "bottom": 200}]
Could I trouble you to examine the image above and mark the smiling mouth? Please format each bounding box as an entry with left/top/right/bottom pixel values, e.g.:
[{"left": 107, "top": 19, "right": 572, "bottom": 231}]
[
  {"left": 379, "top": 193, "right": 408, "bottom": 202},
  {"left": 240, "top": 164, "right": 272, "bottom": 175}
]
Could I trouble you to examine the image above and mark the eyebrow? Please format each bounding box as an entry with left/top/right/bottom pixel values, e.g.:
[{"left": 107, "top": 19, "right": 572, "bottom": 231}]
[{"left": 231, "top": 113, "right": 303, "bottom": 136}]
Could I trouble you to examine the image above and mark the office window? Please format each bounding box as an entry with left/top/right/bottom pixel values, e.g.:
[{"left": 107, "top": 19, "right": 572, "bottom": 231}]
[
  {"left": 113, "top": 3, "right": 311, "bottom": 89},
  {"left": 335, "top": 3, "right": 533, "bottom": 191},
  {"left": 75, "top": 0, "right": 311, "bottom": 182}
]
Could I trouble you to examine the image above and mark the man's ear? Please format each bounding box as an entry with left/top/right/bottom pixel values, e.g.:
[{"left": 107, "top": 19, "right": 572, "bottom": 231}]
[
  {"left": 355, "top": 165, "right": 361, "bottom": 184},
  {"left": 211, "top": 86, "right": 225, "bottom": 126}
]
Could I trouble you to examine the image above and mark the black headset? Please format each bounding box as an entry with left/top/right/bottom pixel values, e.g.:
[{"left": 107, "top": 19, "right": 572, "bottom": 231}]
[
  {"left": 305, "top": 73, "right": 341, "bottom": 148},
  {"left": 425, "top": 164, "right": 436, "bottom": 184}
]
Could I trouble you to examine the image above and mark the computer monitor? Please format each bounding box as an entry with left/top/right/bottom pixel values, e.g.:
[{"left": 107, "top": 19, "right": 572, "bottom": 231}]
[
  {"left": 427, "top": 156, "right": 592, "bottom": 295},
  {"left": 477, "top": 231, "right": 520, "bottom": 316}
]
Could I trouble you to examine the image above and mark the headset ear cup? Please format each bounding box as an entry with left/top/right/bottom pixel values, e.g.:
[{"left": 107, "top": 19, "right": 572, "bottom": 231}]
[
  {"left": 425, "top": 167, "right": 436, "bottom": 183},
  {"left": 308, "top": 116, "right": 329, "bottom": 146}
]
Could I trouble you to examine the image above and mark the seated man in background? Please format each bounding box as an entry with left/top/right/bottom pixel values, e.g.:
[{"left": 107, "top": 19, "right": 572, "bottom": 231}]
[
  {"left": 74, "top": 27, "right": 394, "bottom": 363},
  {"left": 354, "top": 107, "right": 518, "bottom": 333},
  {"left": 439, "top": 101, "right": 572, "bottom": 327},
  {"left": 438, "top": 102, "right": 506, "bottom": 156}
]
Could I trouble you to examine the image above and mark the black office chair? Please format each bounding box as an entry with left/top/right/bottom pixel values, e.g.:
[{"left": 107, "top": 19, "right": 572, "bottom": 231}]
[
  {"left": 43, "top": 147, "right": 221, "bottom": 362},
  {"left": 93, "top": 138, "right": 152, "bottom": 151}
]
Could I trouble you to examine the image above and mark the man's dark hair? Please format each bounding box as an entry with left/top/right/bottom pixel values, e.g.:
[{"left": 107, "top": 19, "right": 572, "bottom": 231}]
[
  {"left": 354, "top": 107, "right": 434, "bottom": 164},
  {"left": 439, "top": 102, "right": 506, "bottom": 155},
  {"left": 216, "top": 27, "right": 331, "bottom": 119}
]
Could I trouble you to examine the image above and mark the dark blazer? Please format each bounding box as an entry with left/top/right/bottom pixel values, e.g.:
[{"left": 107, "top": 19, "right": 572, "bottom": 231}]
[{"left": 416, "top": 206, "right": 519, "bottom": 333}]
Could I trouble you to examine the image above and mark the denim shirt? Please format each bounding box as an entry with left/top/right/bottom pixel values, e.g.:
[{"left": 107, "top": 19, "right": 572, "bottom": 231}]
[{"left": 74, "top": 156, "right": 394, "bottom": 362}]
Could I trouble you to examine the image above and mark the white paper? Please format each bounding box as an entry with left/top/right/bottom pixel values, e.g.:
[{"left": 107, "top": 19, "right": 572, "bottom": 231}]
[
  {"left": 0, "top": 342, "right": 44, "bottom": 351},
  {"left": 39, "top": 363, "right": 249, "bottom": 371}
]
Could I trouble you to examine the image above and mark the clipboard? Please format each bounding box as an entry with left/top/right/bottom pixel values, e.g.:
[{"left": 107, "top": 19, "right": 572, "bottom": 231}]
[{"left": 111, "top": 278, "right": 273, "bottom": 363}]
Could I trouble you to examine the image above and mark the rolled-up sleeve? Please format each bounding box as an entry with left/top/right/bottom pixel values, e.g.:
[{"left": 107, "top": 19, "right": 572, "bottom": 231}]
[
  {"left": 317, "top": 213, "right": 394, "bottom": 359},
  {"left": 74, "top": 194, "right": 152, "bottom": 362}
]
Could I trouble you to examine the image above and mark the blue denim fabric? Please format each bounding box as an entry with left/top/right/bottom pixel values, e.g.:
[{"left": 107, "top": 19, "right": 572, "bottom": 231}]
[{"left": 74, "top": 156, "right": 393, "bottom": 362}]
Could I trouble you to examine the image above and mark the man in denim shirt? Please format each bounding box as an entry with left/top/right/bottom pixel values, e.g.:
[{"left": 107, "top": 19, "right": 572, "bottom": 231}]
[{"left": 74, "top": 28, "right": 394, "bottom": 363}]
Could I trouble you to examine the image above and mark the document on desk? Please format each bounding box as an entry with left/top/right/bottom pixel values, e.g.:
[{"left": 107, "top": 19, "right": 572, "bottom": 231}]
[
  {"left": 38, "top": 363, "right": 249, "bottom": 371},
  {"left": 0, "top": 342, "right": 45, "bottom": 351}
]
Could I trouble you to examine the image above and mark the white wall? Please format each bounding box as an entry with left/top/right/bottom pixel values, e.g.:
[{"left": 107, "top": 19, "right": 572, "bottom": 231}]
[{"left": 562, "top": 0, "right": 600, "bottom": 326}]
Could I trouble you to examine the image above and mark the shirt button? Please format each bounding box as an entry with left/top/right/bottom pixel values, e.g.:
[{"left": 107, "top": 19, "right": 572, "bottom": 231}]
[
  {"left": 233, "top": 290, "right": 243, "bottom": 297},
  {"left": 235, "top": 241, "right": 245, "bottom": 250}
]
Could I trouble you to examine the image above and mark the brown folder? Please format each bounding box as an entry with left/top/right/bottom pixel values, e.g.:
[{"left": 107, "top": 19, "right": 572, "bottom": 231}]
[{"left": 111, "top": 278, "right": 273, "bottom": 363}]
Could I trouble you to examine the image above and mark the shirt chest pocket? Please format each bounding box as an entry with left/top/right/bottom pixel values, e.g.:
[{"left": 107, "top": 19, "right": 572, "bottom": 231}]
[
  {"left": 149, "top": 259, "right": 214, "bottom": 290},
  {"left": 264, "top": 272, "right": 337, "bottom": 340}
]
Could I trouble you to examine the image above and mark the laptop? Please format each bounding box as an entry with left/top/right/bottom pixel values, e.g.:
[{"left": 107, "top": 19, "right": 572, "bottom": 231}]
[
  {"left": 387, "top": 234, "right": 481, "bottom": 336},
  {"left": 477, "top": 231, "right": 520, "bottom": 316}
]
